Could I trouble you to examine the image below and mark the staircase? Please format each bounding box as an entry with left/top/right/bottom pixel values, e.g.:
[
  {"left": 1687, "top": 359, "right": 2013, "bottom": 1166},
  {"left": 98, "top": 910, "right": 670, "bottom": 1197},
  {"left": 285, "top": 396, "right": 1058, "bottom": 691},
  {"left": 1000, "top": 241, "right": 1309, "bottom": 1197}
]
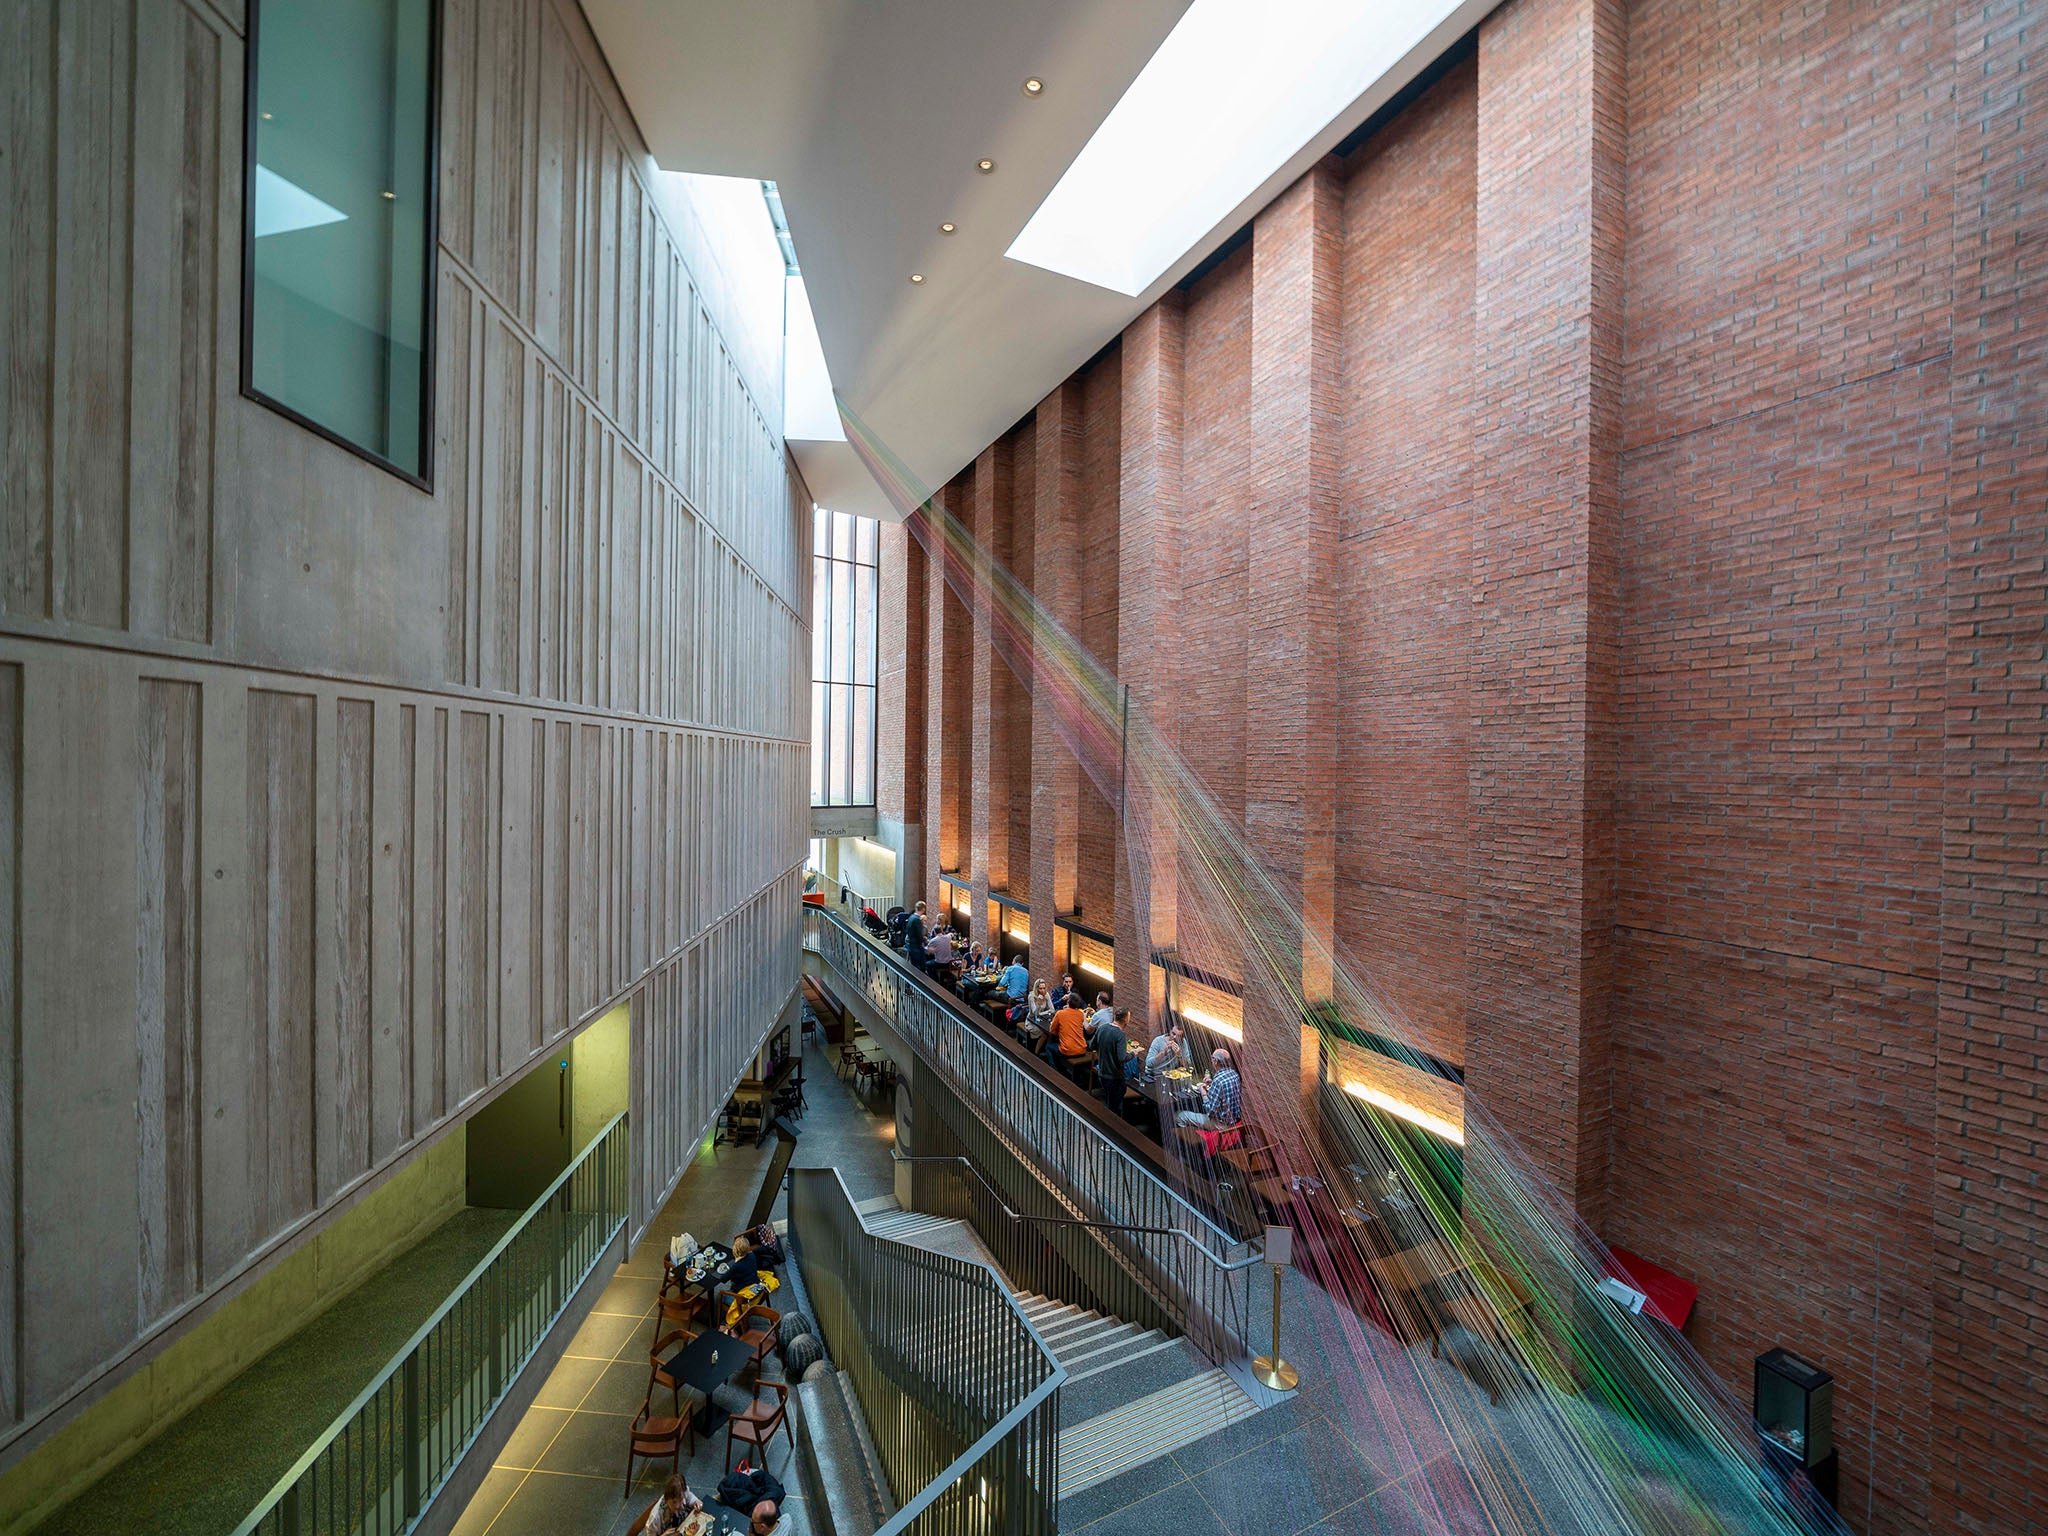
[{"left": 860, "top": 1201, "right": 1266, "bottom": 1500}]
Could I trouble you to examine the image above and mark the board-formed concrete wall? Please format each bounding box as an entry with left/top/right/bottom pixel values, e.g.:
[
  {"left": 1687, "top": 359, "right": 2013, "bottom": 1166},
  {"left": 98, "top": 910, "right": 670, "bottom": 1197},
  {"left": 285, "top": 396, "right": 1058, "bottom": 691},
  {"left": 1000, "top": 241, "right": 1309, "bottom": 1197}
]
[{"left": 0, "top": 0, "right": 810, "bottom": 1467}]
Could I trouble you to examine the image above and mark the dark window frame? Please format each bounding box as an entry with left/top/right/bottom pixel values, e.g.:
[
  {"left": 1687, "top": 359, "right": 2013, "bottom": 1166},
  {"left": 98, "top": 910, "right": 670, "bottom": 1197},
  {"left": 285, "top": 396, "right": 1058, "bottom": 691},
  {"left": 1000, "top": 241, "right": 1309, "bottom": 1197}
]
[{"left": 238, "top": 0, "right": 443, "bottom": 492}]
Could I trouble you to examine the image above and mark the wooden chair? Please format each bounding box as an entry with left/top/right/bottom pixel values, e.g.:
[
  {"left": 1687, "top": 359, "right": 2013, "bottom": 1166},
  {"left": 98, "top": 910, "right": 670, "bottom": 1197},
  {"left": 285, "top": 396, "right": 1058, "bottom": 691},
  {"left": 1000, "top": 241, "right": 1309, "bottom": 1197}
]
[
  {"left": 648, "top": 1328, "right": 704, "bottom": 1432},
  {"left": 717, "top": 1294, "right": 782, "bottom": 1378},
  {"left": 650, "top": 1287, "right": 707, "bottom": 1350},
  {"left": 624, "top": 1372, "right": 687, "bottom": 1495},
  {"left": 724, "top": 1379, "right": 794, "bottom": 1471}
]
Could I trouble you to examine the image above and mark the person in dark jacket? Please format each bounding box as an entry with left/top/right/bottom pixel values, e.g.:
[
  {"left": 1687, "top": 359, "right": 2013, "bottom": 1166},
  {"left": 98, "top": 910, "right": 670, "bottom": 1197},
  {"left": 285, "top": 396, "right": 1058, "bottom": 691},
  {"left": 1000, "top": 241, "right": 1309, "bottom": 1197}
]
[
  {"left": 1092, "top": 1007, "right": 1132, "bottom": 1119},
  {"left": 905, "top": 900, "right": 929, "bottom": 969}
]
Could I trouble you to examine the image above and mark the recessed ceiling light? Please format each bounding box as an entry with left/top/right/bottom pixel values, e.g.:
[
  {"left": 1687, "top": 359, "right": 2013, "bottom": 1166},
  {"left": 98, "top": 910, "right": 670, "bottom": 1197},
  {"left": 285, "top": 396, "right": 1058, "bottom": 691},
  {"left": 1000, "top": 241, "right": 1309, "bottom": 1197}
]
[
  {"left": 260, "top": 111, "right": 274, "bottom": 121},
  {"left": 908, "top": 273, "right": 925, "bottom": 284},
  {"left": 1023, "top": 78, "right": 1045, "bottom": 96},
  {"left": 1007, "top": 0, "right": 1471, "bottom": 296},
  {"left": 381, "top": 190, "right": 397, "bottom": 200},
  {"left": 976, "top": 158, "right": 996, "bottom": 174},
  {"left": 939, "top": 222, "right": 957, "bottom": 235}
]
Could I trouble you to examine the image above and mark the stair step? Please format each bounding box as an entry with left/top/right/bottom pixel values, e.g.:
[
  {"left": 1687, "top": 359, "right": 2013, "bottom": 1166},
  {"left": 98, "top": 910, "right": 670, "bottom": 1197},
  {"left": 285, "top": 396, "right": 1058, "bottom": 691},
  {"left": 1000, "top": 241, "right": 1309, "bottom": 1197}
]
[
  {"left": 1063, "top": 1333, "right": 1181, "bottom": 1385},
  {"left": 1056, "top": 1369, "right": 1262, "bottom": 1497},
  {"left": 1057, "top": 1326, "right": 1162, "bottom": 1371}
]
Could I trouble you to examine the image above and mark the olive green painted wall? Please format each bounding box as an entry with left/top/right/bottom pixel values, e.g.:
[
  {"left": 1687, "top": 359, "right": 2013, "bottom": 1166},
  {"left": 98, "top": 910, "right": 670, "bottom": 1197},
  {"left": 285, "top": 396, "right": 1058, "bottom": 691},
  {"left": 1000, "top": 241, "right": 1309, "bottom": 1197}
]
[
  {"left": 572, "top": 1003, "right": 632, "bottom": 1154},
  {"left": 0, "top": 1133, "right": 466, "bottom": 1536}
]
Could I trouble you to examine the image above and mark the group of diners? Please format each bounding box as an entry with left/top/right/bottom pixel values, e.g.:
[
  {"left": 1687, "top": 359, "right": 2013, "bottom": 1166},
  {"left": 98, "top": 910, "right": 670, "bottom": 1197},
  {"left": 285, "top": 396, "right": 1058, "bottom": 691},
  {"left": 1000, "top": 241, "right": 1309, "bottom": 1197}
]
[{"left": 897, "top": 898, "right": 1247, "bottom": 1142}]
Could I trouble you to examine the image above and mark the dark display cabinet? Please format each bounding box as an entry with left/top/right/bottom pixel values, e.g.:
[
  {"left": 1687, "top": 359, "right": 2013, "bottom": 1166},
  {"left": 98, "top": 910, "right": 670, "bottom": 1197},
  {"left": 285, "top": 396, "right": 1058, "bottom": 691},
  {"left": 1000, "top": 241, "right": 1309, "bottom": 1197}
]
[{"left": 1756, "top": 1347, "right": 1837, "bottom": 1507}]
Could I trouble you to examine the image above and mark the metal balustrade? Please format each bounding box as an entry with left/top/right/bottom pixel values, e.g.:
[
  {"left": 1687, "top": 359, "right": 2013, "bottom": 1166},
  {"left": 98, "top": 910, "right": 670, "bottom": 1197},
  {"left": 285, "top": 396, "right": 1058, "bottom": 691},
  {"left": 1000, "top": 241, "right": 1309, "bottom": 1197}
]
[
  {"left": 232, "top": 1114, "right": 630, "bottom": 1536},
  {"left": 790, "top": 1167, "right": 1063, "bottom": 1536},
  {"left": 802, "top": 907, "right": 1262, "bottom": 1366}
]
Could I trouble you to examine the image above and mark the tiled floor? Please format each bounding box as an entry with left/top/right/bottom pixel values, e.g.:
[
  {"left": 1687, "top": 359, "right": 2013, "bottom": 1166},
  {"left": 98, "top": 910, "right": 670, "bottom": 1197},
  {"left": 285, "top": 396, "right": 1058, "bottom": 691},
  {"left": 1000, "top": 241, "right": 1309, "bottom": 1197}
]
[{"left": 451, "top": 1034, "right": 897, "bottom": 1536}]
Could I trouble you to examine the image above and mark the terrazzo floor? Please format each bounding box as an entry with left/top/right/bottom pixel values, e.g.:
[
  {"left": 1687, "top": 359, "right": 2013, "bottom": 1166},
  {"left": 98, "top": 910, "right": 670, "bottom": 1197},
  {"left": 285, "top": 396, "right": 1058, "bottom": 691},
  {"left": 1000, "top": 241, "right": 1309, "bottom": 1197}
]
[{"left": 449, "top": 1033, "right": 897, "bottom": 1536}]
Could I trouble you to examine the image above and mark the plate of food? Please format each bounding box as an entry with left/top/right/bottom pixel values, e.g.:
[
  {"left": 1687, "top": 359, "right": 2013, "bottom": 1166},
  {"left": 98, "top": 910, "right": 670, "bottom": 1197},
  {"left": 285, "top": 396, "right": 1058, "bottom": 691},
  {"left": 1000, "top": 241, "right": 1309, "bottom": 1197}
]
[{"left": 680, "top": 1509, "right": 717, "bottom": 1536}]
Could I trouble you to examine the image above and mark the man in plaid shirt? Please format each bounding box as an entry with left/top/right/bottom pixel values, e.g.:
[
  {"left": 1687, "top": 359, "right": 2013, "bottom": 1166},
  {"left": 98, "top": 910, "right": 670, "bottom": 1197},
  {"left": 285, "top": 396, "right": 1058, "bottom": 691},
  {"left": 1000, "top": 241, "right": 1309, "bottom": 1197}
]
[{"left": 1177, "top": 1048, "right": 1243, "bottom": 1130}]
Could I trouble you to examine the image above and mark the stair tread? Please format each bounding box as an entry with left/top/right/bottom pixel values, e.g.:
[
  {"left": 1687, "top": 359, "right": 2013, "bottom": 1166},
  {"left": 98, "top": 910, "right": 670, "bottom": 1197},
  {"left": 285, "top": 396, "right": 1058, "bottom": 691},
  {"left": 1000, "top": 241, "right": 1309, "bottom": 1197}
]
[{"left": 1056, "top": 1368, "right": 1262, "bottom": 1495}]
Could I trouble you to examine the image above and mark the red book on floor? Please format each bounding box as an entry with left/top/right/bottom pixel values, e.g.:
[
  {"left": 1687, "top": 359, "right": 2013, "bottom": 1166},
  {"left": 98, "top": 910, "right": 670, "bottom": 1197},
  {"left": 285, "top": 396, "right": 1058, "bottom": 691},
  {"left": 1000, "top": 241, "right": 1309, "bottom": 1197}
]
[{"left": 1609, "top": 1246, "right": 1698, "bottom": 1331}]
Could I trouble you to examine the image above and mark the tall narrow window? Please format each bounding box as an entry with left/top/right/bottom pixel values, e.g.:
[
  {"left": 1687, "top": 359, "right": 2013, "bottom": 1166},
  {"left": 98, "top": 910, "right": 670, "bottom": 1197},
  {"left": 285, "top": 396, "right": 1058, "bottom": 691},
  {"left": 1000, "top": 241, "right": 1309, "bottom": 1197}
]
[
  {"left": 810, "top": 507, "right": 878, "bottom": 806},
  {"left": 243, "top": 0, "right": 438, "bottom": 485}
]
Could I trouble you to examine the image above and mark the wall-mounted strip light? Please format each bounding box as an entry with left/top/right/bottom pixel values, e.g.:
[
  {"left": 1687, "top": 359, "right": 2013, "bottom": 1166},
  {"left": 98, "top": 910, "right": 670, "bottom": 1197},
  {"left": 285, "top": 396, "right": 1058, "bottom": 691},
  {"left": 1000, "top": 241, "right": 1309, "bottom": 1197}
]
[
  {"left": 1078, "top": 960, "right": 1114, "bottom": 983},
  {"left": 1181, "top": 1006, "right": 1243, "bottom": 1042},
  {"left": 1343, "top": 1080, "right": 1464, "bottom": 1146}
]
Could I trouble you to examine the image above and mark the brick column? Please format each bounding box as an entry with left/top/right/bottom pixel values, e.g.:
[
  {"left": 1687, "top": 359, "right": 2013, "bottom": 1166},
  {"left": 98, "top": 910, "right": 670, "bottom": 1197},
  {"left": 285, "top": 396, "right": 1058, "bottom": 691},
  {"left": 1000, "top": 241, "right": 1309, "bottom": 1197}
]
[
  {"left": 1116, "top": 297, "right": 1184, "bottom": 1029},
  {"left": 969, "top": 441, "right": 1014, "bottom": 948},
  {"left": 1028, "top": 381, "right": 1085, "bottom": 981},
  {"left": 1244, "top": 160, "right": 1344, "bottom": 1137},
  {"left": 1934, "top": 3, "right": 2048, "bottom": 1529},
  {"left": 876, "top": 521, "right": 926, "bottom": 909},
  {"left": 922, "top": 478, "right": 972, "bottom": 918},
  {"left": 1464, "top": 0, "right": 1626, "bottom": 1222}
]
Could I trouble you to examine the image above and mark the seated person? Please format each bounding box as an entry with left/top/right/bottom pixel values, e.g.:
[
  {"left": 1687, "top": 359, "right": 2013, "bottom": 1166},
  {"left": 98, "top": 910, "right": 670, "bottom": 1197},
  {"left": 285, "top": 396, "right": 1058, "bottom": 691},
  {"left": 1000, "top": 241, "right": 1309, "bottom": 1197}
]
[
  {"left": 1176, "top": 1048, "right": 1244, "bottom": 1131},
  {"left": 751, "top": 1500, "right": 789, "bottom": 1536},
  {"left": 1020, "top": 980, "right": 1055, "bottom": 1042},
  {"left": 925, "top": 925, "right": 956, "bottom": 975},
  {"left": 720, "top": 1233, "right": 764, "bottom": 1291},
  {"left": 1144, "top": 1022, "right": 1193, "bottom": 1080},
  {"left": 1045, "top": 996, "right": 1088, "bottom": 1069},
  {"left": 1000, "top": 956, "right": 1030, "bottom": 1006},
  {"left": 1050, "top": 973, "right": 1078, "bottom": 1010},
  {"left": 638, "top": 1476, "right": 704, "bottom": 1535}
]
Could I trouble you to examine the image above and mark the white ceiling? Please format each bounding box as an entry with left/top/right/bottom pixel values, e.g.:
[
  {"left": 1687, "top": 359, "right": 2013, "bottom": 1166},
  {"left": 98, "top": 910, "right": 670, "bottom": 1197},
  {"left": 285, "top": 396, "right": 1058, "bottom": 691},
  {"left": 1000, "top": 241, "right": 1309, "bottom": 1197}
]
[{"left": 581, "top": 0, "right": 1487, "bottom": 520}]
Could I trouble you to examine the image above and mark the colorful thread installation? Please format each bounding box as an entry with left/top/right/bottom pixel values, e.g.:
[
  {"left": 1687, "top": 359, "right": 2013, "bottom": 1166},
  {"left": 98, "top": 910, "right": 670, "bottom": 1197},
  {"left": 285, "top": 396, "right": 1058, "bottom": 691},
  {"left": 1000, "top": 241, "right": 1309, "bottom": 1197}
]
[{"left": 841, "top": 397, "right": 1848, "bottom": 1536}]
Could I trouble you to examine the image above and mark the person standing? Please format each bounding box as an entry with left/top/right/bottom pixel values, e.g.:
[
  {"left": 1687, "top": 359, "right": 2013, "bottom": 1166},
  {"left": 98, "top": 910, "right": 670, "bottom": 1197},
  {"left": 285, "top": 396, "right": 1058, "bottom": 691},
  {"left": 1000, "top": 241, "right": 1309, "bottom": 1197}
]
[
  {"left": 1094, "top": 1007, "right": 1133, "bottom": 1119},
  {"left": 906, "top": 900, "right": 929, "bottom": 970}
]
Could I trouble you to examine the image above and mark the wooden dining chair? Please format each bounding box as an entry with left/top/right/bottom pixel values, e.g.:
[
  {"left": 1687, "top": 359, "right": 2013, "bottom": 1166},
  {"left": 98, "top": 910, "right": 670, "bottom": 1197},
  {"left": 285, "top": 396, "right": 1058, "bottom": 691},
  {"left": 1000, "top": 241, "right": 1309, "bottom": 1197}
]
[
  {"left": 624, "top": 1374, "right": 687, "bottom": 1496},
  {"left": 724, "top": 1379, "right": 793, "bottom": 1471},
  {"left": 647, "top": 1328, "right": 703, "bottom": 1434},
  {"left": 717, "top": 1295, "right": 782, "bottom": 1378},
  {"left": 650, "top": 1286, "right": 708, "bottom": 1350}
]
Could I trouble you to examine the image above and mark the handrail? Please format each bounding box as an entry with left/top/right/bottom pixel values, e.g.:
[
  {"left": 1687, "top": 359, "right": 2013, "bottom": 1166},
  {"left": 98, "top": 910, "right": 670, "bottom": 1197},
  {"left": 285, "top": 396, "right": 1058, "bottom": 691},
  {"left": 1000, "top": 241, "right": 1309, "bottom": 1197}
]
[
  {"left": 805, "top": 905, "right": 1262, "bottom": 1368},
  {"left": 232, "top": 1113, "right": 630, "bottom": 1536},
  {"left": 894, "top": 1150, "right": 1266, "bottom": 1267},
  {"left": 805, "top": 905, "right": 1250, "bottom": 1260},
  {"left": 789, "top": 1166, "right": 1063, "bottom": 1536}
]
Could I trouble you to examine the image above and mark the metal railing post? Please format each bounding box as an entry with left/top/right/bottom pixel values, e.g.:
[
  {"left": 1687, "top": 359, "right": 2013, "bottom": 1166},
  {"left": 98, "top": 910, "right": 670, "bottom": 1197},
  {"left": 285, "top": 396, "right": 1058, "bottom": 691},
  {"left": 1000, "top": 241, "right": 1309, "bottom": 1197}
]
[{"left": 401, "top": 1351, "right": 422, "bottom": 1520}]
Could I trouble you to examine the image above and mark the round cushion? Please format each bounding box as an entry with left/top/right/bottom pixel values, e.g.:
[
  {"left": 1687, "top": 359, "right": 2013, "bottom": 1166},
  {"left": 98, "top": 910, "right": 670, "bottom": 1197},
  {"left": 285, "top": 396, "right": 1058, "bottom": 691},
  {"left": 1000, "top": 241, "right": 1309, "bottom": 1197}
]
[
  {"left": 778, "top": 1314, "right": 814, "bottom": 1353},
  {"left": 784, "top": 1333, "right": 826, "bottom": 1378},
  {"left": 803, "top": 1358, "right": 835, "bottom": 1383}
]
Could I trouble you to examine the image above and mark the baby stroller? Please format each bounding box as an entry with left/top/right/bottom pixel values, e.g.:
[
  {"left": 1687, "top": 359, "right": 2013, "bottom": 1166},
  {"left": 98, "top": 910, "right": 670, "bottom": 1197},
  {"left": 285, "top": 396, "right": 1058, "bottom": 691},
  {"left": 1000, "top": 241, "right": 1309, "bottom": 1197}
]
[
  {"left": 861, "top": 903, "right": 890, "bottom": 939},
  {"left": 885, "top": 907, "right": 909, "bottom": 950}
]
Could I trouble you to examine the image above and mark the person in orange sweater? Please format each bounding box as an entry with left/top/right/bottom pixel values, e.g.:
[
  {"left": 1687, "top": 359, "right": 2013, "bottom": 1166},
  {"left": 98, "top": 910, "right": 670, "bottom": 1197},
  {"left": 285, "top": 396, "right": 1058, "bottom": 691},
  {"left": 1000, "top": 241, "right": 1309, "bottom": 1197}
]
[{"left": 1044, "top": 996, "right": 1088, "bottom": 1069}]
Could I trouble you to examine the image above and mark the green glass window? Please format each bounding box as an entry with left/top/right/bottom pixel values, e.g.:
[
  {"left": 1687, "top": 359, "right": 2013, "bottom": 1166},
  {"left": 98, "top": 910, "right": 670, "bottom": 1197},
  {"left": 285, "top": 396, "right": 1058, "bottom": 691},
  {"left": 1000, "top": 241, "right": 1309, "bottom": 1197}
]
[{"left": 244, "top": 0, "right": 437, "bottom": 485}]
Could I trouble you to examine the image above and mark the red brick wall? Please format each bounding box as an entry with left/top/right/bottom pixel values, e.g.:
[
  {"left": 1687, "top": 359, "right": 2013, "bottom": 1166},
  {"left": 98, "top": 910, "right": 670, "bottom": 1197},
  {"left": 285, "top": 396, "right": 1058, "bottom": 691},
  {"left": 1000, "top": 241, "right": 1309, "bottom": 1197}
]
[
  {"left": 1074, "top": 346, "right": 1122, "bottom": 932},
  {"left": 1335, "top": 62, "right": 1476, "bottom": 1069},
  {"left": 1605, "top": 2, "right": 1957, "bottom": 1528},
  {"left": 1934, "top": 3, "right": 2046, "bottom": 1531},
  {"left": 1178, "top": 244, "right": 1252, "bottom": 993},
  {"left": 1005, "top": 418, "right": 1037, "bottom": 904},
  {"left": 873, "top": 2, "right": 2046, "bottom": 1528}
]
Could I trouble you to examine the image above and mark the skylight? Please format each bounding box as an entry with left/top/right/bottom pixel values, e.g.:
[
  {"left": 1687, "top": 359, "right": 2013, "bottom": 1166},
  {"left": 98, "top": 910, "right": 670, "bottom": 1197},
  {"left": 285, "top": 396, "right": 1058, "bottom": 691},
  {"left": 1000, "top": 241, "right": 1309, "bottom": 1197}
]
[{"left": 1005, "top": 0, "right": 1469, "bottom": 296}]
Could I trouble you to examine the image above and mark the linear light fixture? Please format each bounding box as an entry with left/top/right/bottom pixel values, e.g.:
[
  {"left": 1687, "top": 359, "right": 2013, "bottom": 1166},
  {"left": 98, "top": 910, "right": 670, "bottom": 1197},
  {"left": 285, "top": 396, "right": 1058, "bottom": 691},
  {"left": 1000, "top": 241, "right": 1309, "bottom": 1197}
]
[
  {"left": 1078, "top": 959, "right": 1114, "bottom": 983},
  {"left": 1343, "top": 1079, "right": 1464, "bottom": 1146},
  {"left": 1181, "top": 1006, "right": 1243, "bottom": 1042},
  {"left": 1006, "top": 0, "right": 1468, "bottom": 296}
]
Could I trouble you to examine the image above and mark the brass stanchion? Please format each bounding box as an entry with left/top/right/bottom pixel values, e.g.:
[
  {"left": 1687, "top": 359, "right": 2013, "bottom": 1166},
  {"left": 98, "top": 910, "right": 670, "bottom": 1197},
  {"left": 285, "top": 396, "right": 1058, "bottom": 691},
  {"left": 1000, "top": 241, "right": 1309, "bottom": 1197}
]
[{"left": 1253, "top": 1225, "right": 1300, "bottom": 1392}]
